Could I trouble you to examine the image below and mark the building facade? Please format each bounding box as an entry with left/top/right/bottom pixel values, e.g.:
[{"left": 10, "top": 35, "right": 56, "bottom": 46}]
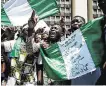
[
  {"left": 44, "top": 0, "right": 71, "bottom": 30},
  {"left": 93, "top": 0, "right": 103, "bottom": 18},
  {"left": 44, "top": 0, "right": 103, "bottom": 30},
  {"left": 1, "top": 0, "right": 103, "bottom": 30}
]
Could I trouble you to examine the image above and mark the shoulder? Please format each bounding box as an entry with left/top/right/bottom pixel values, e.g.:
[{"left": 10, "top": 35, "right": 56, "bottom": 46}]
[
  {"left": 3, "top": 40, "right": 16, "bottom": 45},
  {"left": 3, "top": 40, "right": 16, "bottom": 52}
]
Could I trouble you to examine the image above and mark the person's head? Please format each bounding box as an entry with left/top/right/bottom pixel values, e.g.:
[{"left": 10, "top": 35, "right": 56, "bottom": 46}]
[
  {"left": 34, "top": 33, "right": 41, "bottom": 43},
  {"left": 98, "top": 0, "right": 106, "bottom": 15},
  {"left": 49, "top": 25, "right": 62, "bottom": 42},
  {"left": 22, "top": 23, "right": 35, "bottom": 38},
  {"left": 28, "top": 10, "right": 38, "bottom": 29},
  {"left": 36, "top": 28, "right": 44, "bottom": 34},
  {"left": 5, "top": 28, "right": 11, "bottom": 36},
  {"left": 71, "top": 16, "right": 85, "bottom": 31},
  {"left": 42, "top": 32, "right": 49, "bottom": 42}
]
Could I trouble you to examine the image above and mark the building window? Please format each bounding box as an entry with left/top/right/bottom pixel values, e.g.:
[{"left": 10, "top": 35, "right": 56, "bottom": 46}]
[
  {"left": 93, "top": 14, "right": 98, "bottom": 18},
  {"left": 66, "top": 16, "right": 70, "bottom": 19},
  {"left": 65, "top": 4, "right": 70, "bottom": 8},
  {"left": 93, "top": 1, "right": 98, "bottom": 9},
  {"left": 61, "top": 0, "right": 65, "bottom": 2},
  {"left": 93, "top": 9, "right": 97, "bottom": 15},
  {"left": 51, "top": 16, "right": 55, "bottom": 21},
  {"left": 93, "top": 1, "right": 97, "bottom": 6},
  {"left": 66, "top": 7, "right": 70, "bottom": 11},
  {"left": 61, "top": 4, "right": 65, "bottom": 7},
  {"left": 56, "top": 16, "right": 60, "bottom": 19},
  {"left": 98, "top": 9, "right": 102, "bottom": 14},
  {"left": 66, "top": 0, "right": 69, "bottom": 2},
  {"left": 61, "top": 7, "right": 65, "bottom": 12},
  {"left": 56, "top": 16, "right": 60, "bottom": 21},
  {"left": 66, "top": 25, "right": 70, "bottom": 29}
]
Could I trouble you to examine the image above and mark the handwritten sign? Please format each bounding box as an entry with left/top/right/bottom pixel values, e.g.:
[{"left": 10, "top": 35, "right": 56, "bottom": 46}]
[{"left": 58, "top": 29, "right": 96, "bottom": 79}]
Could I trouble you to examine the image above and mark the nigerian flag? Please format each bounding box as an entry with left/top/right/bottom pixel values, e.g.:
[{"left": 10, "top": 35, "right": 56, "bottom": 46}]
[
  {"left": 40, "top": 17, "right": 105, "bottom": 80},
  {"left": 1, "top": 0, "right": 59, "bottom": 26}
]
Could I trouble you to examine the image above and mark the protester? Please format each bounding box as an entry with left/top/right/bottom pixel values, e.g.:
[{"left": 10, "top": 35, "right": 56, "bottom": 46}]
[
  {"left": 1, "top": 0, "right": 106, "bottom": 85},
  {"left": 1, "top": 10, "right": 40, "bottom": 85},
  {"left": 1, "top": 53, "right": 6, "bottom": 86},
  {"left": 33, "top": 31, "right": 43, "bottom": 85},
  {"left": 95, "top": 0, "right": 106, "bottom": 84},
  {"left": 70, "top": 0, "right": 106, "bottom": 84},
  {"left": 17, "top": 10, "right": 41, "bottom": 85},
  {"left": 1, "top": 27, "right": 14, "bottom": 85},
  {"left": 40, "top": 24, "right": 71, "bottom": 85},
  {"left": 41, "top": 31, "right": 49, "bottom": 42},
  {"left": 1, "top": 27, "right": 14, "bottom": 42},
  {"left": 70, "top": 16, "right": 85, "bottom": 33}
]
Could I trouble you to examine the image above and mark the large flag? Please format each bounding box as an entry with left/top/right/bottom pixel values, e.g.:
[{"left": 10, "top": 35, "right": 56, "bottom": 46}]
[
  {"left": 34, "top": 20, "right": 50, "bottom": 33},
  {"left": 40, "top": 17, "right": 105, "bottom": 80},
  {"left": 1, "top": 0, "right": 59, "bottom": 26}
]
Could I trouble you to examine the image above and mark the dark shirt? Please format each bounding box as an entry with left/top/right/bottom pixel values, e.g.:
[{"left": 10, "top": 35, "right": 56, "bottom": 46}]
[
  {"left": 104, "top": 26, "right": 106, "bottom": 62},
  {"left": 105, "top": 27, "right": 106, "bottom": 42}
]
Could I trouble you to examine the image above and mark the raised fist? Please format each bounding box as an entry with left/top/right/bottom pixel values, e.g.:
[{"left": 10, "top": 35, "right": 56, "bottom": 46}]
[{"left": 28, "top": 10, "right": 39, "bottom": 29}]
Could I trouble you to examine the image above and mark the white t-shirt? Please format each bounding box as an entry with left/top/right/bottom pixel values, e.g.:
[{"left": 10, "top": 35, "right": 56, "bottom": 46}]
[{"left": 3, "top": 40, "right": 16, "bottom": 52}]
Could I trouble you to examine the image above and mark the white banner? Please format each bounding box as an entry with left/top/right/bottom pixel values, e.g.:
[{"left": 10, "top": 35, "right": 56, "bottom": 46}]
[{"left": 58, "top": 29, "right": 96, "bottom": 79}]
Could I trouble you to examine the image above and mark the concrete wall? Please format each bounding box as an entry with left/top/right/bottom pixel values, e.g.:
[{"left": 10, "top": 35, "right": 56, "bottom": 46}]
[{"left": 74, "top": 0, "right": 88, "bottom": 22}]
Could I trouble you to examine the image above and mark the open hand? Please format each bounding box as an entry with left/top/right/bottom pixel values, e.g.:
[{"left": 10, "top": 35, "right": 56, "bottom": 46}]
[{"left": 28, "top": 10, "right": 39, "bottom": 29}]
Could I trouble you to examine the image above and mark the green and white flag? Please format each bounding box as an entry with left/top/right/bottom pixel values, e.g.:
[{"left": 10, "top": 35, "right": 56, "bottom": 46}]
[
  {"left": 40, "top": 17, "right": 104, "bottom": 80},
  {"left": 1, "top": 0, "right": 59, "bottom": 26}
]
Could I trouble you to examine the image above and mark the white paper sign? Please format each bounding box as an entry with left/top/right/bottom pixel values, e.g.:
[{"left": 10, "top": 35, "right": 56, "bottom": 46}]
[{"left": 58, "top": 29, "right": 96, "bottom": 79}]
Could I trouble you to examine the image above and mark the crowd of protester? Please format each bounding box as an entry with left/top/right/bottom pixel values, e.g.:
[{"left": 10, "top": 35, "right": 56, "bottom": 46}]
[{"left": 1, "top": 0, "right": 106, "bottom": 85}]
